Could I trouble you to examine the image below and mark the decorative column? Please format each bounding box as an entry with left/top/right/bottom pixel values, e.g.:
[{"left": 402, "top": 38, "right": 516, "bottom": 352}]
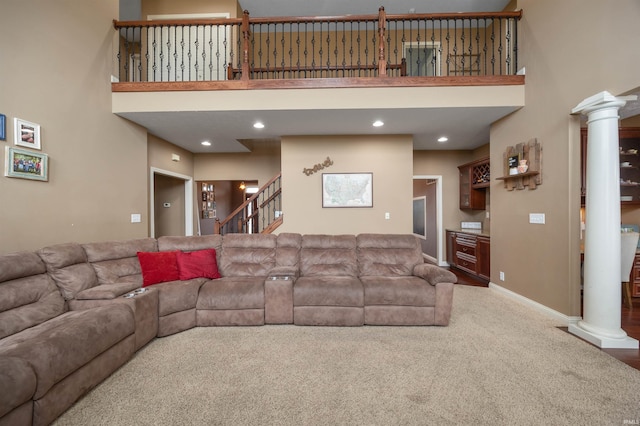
[{"left": 570, "top": 91, "right": 638, "bottom": 349}]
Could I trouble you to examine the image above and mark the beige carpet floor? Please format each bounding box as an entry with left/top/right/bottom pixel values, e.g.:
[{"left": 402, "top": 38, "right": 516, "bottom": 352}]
[{"left": 54, "top": 285, "right": 640, "bottom": 425}]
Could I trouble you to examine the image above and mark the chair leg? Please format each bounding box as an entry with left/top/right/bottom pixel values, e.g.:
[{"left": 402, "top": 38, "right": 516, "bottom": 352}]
[{"left": 623, "top": 281, "right": 633, "bottom": 309}]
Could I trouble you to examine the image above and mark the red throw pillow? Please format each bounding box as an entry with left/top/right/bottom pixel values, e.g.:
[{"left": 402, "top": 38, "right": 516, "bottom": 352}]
[
  {"left": 176, "top": 249, "right": 221, "bottom": 280},
  {"left": 137, "top": 251, "right": 180, "bottom": 287}
]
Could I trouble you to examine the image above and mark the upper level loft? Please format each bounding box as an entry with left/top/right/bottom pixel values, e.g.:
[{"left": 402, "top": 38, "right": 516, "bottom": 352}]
[{"left": 112, "top": 7, "right": 523, "bottom": 92}]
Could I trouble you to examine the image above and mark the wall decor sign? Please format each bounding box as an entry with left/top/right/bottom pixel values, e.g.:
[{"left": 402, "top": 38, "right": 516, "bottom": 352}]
[
  {"left": 322, "top": 172, "right": 372, "bottom": 208},
  {"left": 14, "top": 117, "right": 41, "bottom": 150},
  {"left": 4, "top": 146, "right": 49, "bottom": 181},
  {"left": 412, "top": 196, "right": 427, "bottom": 239},
  {"left": 303, "top": 156, "right": 333, "bottom": 176},
  {"left": 0, "top": 114, "right": 6, "bottom": 141}
]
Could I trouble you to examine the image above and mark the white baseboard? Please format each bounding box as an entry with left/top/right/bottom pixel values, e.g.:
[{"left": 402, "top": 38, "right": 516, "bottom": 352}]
[{"left": 488, "top": 282, "right": 582, "bottom": 326}]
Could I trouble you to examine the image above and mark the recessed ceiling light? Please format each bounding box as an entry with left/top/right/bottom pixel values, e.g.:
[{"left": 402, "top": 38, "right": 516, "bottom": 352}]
[
  {"left": 201, "top": 141, "right": 211, "bottom": 146},
  {"left": 253, "top": 122, "right": 265, "bottom": 129},
  {"left": 437, "top": 136, "right": 449, "bottom": 143},
  {"left": 373, "top": 120, "right": 384, "bottom": 127}
]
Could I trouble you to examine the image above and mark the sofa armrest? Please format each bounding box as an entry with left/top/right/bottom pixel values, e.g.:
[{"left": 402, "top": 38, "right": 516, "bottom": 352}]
[
  {"left": 74, "top": 282, "right": 140, "bottom": 300},
  {"left": 0, "top": 356, "right": 36, "bottom": 419},
  {"left": 267, "top": 266, "right": 299, "bottom": 281},
  {"left": 413, "top": 263, "right": 457, "bottom": 286}
]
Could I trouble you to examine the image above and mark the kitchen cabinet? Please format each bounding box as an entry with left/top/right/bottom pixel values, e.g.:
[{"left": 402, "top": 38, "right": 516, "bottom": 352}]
[
  {"left": 458, "top": 158, "right": 489, "bottom": 210},
  {"left": 446, "top": 230, "right": 490, "bottom": 281},
  {"left": 632, "top": 254, "right": 640, "bottom": 298}
]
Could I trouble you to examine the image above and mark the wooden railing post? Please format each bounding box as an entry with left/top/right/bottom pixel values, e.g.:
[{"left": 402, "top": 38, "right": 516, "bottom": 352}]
[
  {"left": 241, "top": 10, "right": 250, "bottom": 81},
  {"left": 377, "top": 6, "right": 387, "bottom": 77}
]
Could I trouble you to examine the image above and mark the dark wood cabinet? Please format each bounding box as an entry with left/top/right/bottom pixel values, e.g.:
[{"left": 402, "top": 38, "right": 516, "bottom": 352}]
[
  {"left": 477, "top": 236, "right": 490, "bottom": 281},
  {"left": 458, "top": 158, "right": 489, "bottom": 210},
  {"left": 581, "top": 127, "right": 640, "bottom": 205},
  {"left": 446, "top": 230, "right": 490, "bottom": 281},
  {"left": 632, "top": 254, "right": 640, "bottom": 298}
]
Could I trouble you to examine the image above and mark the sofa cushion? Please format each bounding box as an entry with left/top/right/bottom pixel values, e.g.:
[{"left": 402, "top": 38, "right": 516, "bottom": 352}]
[
  {"left": 137, "top": 251, "right": 180, "bottom": 287},
  {"left": 0, "top": 304, "right": 134, "bottom": 399},
  {"left": 276, "top": 233, "right": 302, "bottom": 268},
  {"left": 197, "top": 277, "right": 265, "bottom": 310},
  {"left": 83, "top": 238, "right": 157, "bottom": 285},
  {"left": 0, "top": 356, "right": 36, "bottom": 418},
  {"left": 294, "top": 276, "right": 363, "bottom": 307},
  {"left": 0, "top": 252, "right": 66, "bottom": 340},
  {"left": 176, "top": 249, "right": 221, "bottom": 280},
  {"left": 219, "top": 234, "right": 276, "bottom": 277},
  {"left": 38, "top": 243, "right": 98, "bottom": 300},
  {"left": 356, "top": 234, "right": 424, "bottom": 277},
  {"left": 300, "top": 234, "right": 357, "bottom": 277},
  {"left": 151, "top": 278, "right": 207, "bottom": 317},
  {"left": 360, "top": 276, "right": 437, "bottom": 306}
]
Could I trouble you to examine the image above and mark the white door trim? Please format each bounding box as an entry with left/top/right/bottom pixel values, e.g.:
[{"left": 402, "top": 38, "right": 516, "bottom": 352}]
[
  {"left": 150, "top": 167, "right": 194, "bottom": 238},
  {"left": 413, "top": 175, "right": 446, "bottom": 266}
]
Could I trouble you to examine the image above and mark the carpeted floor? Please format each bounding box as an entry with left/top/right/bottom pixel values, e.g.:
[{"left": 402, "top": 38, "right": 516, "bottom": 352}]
[{"left": 54, "top": 285, "right": 640, "bottom": 425}]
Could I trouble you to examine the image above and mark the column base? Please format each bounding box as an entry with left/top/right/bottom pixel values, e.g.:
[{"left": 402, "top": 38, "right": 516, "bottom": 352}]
[{"left": 568, "top": 323, "right": 639, "bottom": 349}]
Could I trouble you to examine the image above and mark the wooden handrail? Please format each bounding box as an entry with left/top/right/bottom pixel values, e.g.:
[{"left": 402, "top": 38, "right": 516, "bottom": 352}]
[{"left": 113, "top": 10, "right": 522, "bottom": 29}]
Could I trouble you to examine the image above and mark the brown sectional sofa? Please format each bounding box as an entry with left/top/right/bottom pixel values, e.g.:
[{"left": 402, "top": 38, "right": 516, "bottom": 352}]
[{"left": 0, "top": 233, "right": 456, "bottom": 426}]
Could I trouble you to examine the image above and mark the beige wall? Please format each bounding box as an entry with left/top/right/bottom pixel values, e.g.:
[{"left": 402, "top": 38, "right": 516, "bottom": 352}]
[
  {"left": 278, "top": 135, "right": 413, "bottom": 235},
  {"left": 489, "top": 0, "right": 640, "bottom": 316},
  {"left": 0, "top": 0, "right": 148, "bottom": 255},
  {"left": 142, "top": 0, "right": 240, "bottom": 18},
  {"left": 194, "top": 140, "right": 280, "bottom": 185}
]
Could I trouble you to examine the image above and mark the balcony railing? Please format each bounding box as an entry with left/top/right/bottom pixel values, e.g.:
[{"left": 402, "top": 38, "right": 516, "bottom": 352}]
[{"left": 113, "top": 7, "right": 521, "bottom": 84}]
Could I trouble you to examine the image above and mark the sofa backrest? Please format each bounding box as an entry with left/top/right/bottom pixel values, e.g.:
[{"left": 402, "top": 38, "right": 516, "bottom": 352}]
[
  {"left": 300, "top": 234, "right": 357, "bottom": 277},
  {"left": 356, "top": 234, "right": 424, "bottom": 277},
  {"left": 158, "top": 234, "right": 222, "bottom": 260},
  {"left": 82, "top": 238, "right": 157, "bottom": 285},
  {"left": 0, "top": 252, "right": 66, "bottom": 340},
  {"left": 276, "top": 233, "right": 302, "bottom": 268},
  {"left": 219, "top": 234, "right": 276, "bottom": 277},
  {"left": 38, "top": 243, "right": 98, "bottom": 300}
]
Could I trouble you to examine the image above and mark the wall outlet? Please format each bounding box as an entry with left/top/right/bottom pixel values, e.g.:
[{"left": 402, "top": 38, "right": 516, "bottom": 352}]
[
  {"left": 131, "top": 214, "right": 141, "bottom": 223},
  {"left": 499, "top": 271, "right": 505, "bottom": 281}
]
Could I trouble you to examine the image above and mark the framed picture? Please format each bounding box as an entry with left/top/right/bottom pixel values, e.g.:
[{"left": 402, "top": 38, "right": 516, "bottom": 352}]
[
  {"left": 413, "top": 196, "right": 427, "bottom": 239},
  {"left": 4, "top": 146, "right": 49, "bottom": 181},
  {"left": 451, "top": 53, "right": 480, "bottom": 75},
  {"left": 14, "top": 118, "right": 41, "bottom": 150},
  {"left": 322, "top": 173, "right": 373, "bottom": 208},
  {"left": 0, "top": 114, "right": 6, "bottom": 141}
]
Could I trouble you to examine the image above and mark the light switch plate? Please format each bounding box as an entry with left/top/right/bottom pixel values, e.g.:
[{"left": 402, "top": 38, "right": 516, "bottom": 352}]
[
  {"left": 131, "top": 214, "right": 141, "bottom": 223},
  {"left": 529, "top": 213, "right": 545, "bottom": 224}
]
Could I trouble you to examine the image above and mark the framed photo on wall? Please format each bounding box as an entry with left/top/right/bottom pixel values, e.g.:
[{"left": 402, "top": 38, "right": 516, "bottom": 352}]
[
  {"left": 322, "top": 173, "right": 373, "bottom": 208},
  {"left": 4, "top": 146, "right": 49, "bottom": 181},
  {"left": 14, "top": 118, "right": 41, "bottom": 150},
  {"left": 0, "top": 114, "right": 6, "bottom": 141}
]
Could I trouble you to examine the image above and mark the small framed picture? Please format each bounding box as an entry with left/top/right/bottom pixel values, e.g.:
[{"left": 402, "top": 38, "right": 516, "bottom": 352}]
[
  {"left": 0, "top": 114, "right": 6, "bottom": 141},
  {"left": 4, "top": 146, "right": 48, "bottom": 181},
  {"left": 14, "top": 118, "right": 41, "bottom": 150}
]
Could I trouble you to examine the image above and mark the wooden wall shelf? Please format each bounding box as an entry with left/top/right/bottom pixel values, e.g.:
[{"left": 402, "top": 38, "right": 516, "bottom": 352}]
[
  {"left": 499, "top": 139, "right": 542, "bottom": 190},
  {"left": 496, "top": 171, "right": 540, "bottom": 180}
]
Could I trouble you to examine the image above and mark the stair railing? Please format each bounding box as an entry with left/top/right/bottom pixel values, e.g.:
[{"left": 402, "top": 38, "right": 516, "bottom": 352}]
[{"left": 214, "top": 172, "right": 282, "bottom": 234}]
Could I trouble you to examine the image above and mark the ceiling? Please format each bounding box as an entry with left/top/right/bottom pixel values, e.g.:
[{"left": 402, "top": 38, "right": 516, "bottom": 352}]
[{"left": 116, "top": 0, "right": 639, "bottom": 153}]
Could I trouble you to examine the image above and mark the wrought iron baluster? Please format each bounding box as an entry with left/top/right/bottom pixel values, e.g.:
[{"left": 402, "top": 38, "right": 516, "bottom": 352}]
[{"left": 490, "top": 18, "right": 496, "bottom": 75}]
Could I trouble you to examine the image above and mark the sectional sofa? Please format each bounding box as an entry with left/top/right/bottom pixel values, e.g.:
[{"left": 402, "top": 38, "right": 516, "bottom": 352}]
[{"left": 0, "top": 233, "right": 456, "bottom": 426}]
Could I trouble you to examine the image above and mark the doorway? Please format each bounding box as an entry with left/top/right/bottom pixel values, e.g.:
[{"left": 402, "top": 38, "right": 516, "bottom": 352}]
[
  {"left": 413, "top": 176, "right": 445, "bottom": 265},
  {"left": 150, "top": 168, "right": 194, "bottom": 238}
]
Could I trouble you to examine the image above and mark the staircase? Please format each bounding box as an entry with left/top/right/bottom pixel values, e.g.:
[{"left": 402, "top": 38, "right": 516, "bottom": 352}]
[{"left": 214, "top": 173, "right": 282, "bottom": 234}]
